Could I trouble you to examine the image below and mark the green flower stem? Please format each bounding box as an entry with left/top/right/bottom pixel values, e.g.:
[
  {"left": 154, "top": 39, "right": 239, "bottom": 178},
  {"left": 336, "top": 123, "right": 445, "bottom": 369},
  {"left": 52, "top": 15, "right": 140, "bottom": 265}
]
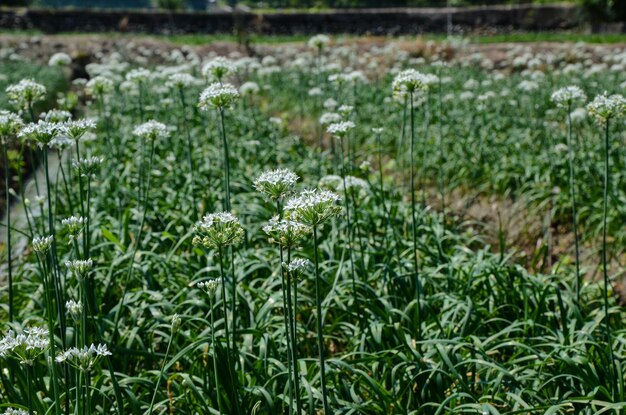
[
  {"left": 219, "top": 108, "right": 231, "bottom": 212},
  {"left": 209, "top": 296, "right": 224, "bottom": 414},
  {"left": 601, "top": 119, "right": 617, "bottom": 396},
  {"left": 337, "top": 139, "right": 359, "bottom": 324},
  {"left": 147, "top": 326, "right": 176, "bottom": 415},
  {"left": 218, "top": 246, "right": 241, "bottom": 414},
  {"left": 3, "top": 141, "right": 14, "bottom": 322},
  {"left": 286, "top": 247, "right": 303, "bottom": 415},
  {"left": 57, "top": 150, "right": 74, "bottom": 214},
  {"left": 277, "top": 200, "right": 294, "bottom": 415},
  {"left": 178, "top": 87, "right": 198, "bottom": 221},
  {"left": 280, "top": 244, "right": 294, "bottom": 415},
  {"left": 409, "top": 91, "right": 422, "bottom": 342},
  {"left": 112, "top": 139, "right": 156, "bottom": 344},
  {"left": 26, "top": 364, "right": 33, "bottom": 415},
  {"left": 565, "top": 103, "right": 581, "bottom": 305},
  {"left": 312, "top": 225, "right": 330, "bottom": 414}
]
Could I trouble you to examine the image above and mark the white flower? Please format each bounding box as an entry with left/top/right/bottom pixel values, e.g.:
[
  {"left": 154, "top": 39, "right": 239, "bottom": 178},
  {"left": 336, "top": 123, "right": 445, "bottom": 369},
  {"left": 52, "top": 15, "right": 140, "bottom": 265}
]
[
  {"left": 66, "top": 299, "right": 82, "bottom": 321},
  {"left": 41, "top": 109, "right": 72, "bottom": 123},
  {"left": 240, "top": 81, "right": 260, "bottom": 96},
  {"left": 254, "top": 168, "right": 299, "bottom": 200},
  {"left": 263, "top": 216, "right": 310, "bottom": 247},
  {"left": 2, "top": 408, "right": 29, "bottom": 415},
  {"left": 197, "top": 278, "right": 221, "bottom": 297},
  {"left": 56, "top": 344, "right": 111, "bottom": 372},
  {"left": 125, "top": 68, "right": 151, "bottom": 84},
  {"left": 62, "top": 216, "right": 85, "bottom": 237},
  {"left": 192, "top": 212, "right": 245, "bottom": 250},
  {"left": 518, "top": 80, "right": 539, "bottom": 92},
  {"left": 551, "top": 86, "right": 587, "bottom": 108},
  {"left": 166, "top": 72, "right": 198, "bottom": 89},
  {"left": 32, "top": 235, "right": 53, "bottom": 254},
  {"left": 6, "top": 79, "right": 46, "bottom": 109},
  {"left": 133, "top": 120, "right": 169, "bottom": 140},
  {"left": 586, "top": 92, "right": 626, "bottom": 124},
  {"left": 61, "top": 119, "right": 96, "bottom": 141},
  {"left": 327, "top": 121, "right": 355, "bottom": 138},
  {"left": 202, "top": 57, "right": 236, "bottom": 81},
  {"left": 198, "top": 83, "right": 239, "bottom": 110},
  {"left": 319, "top": 112, "right": 342, "bottom": 126},
  {"left": 0, "top": 326, "right": 49, "bottom": 365},
  {"left": 308, "top": 34, "right": 330, "bottom": 50},
  {"left": 392, "top": 69, "right": 429, "bottom": 96},
  {"left": 18, "top": 121, "right": 60, "bottom": 148},
  {"left": 48, "top": 52, "right": 72, "bottom": 67},
  {"left": 65, "top": 258, "right": 93, "bottom": 279},
  {"left": 284, "top": 189, "right": 342, "bottom": 226},
  {"left": 0, "top": 110, "right": 23, "bottom": 140},
  {"left": 72, "top": 156, "right": 103, "bottom": 176},
  {"left": 85, "top": 76, "right": 114, "bottom": 96},
  {"left": 287, "top": 258, "right": 311, "bottom": 275}
]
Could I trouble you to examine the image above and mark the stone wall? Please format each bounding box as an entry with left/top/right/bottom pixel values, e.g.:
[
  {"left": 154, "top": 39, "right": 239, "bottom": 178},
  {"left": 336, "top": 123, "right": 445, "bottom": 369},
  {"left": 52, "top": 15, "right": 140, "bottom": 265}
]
[{"left": 0, "top": 5, "right": 585, "bottom": 35}]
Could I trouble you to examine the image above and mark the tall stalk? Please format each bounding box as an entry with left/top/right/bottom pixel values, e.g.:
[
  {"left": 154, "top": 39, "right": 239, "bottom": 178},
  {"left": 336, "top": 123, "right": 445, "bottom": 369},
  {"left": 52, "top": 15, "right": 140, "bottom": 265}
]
[
  {"left": 209, "top": 295, "right": 224, "bottom": 414},
  {"left": 337, "top": 138, "right": 359, "bottom": 323},
  {"left": 565, "top": 103, "right": 581, "bottom": 304},
  {"left": 312, "top": 226, "right": 330, "bottom": 414},
  {"left": 218, "top": 246, "right": 241, "bottom": 414},
  {"left": 112, "top": 139, "right": 156, "bottom": 343},
  {"left": 601, "top": 119, "right": 617, "bottom": 396},
  {"left": 408, "top": 92, "right": 421, "bottom": 340},
  {"left": 147, "top": 319, "right": 177, "bottom": 415},
  {"left": 286, "top": 247, "right": 303, "bottom": 415},
  {"left": 178, "top": 88, "right": 198, "bottom": 221},
  {"left": 3, "top": 139, "right": 14, "bottom": 322},
  {"left": 219, "top": 108, "right": 231, "bottom": 212}
]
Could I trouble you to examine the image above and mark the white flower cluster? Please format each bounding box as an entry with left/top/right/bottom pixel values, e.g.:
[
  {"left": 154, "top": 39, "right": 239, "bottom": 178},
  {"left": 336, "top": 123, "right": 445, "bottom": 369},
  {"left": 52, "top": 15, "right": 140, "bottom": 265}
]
[
  {"left": 326, "top": 121, "right": 355, "bottom": 138},
  {"left": 65, "top": 258, "right": 93, "bottom": 278},
  {"left": 0, "top": 326, "right": 49, "bottom": 365},
  {"left": 287, "top": 258, "right": 311, "bottom": 275},
  {"left": 42, "top": 109, "right": 72, "bottom": 123},
  {"left": 125, "top": 68, "right": 151, "bottom": 84},
  {"left": 2, "top": 408, "right": 29, "bottom": 415},
  {"left": 308, "top": 34, "right": 330, "bottom": 50},
  {"left": 0, "top": 110, "right": 23, "bottom": 138},
  {"left": 166, "top": 72, "right": 198, "bottom": 89},
  {"left": 197, "top": 278, "right": 221, "bottom": 297},
  {"left": 319, "top": 112, "right": 342, "bottom": 126},
  {"left": 202, "top": 56, "right": 236, "bottom": 81},
  {"left": 263, "top": 216, "right": 310, "bottom": 248},
  {"left": 66, "top": 299, "right": 82, "bottom": 321},
  {"left": 6, "top": 78, "right": 46, "bottom": 108},
  {"left": 56, "top": 344, "right": 112, "bottom": 372},
  {"left": 551, "top": 86, "right": 587, "bottom": 108},
  {"left": 284, "top": 189, "right": 342, "bottom": 227},
  {"left": 62, "top": 215, "right": 86, "bottom": 236},
  {"left": 32, "top": 235, "right": 54, "bottom": 253},
  {"left": 198, "top": 83, "right": 239, "bottom": 110},
  {"left": 85, "top": 76, "right": 114, "bottom": 96},
  {"left": 133, "top": 120, "right": 169, "bottom": 140},
  {"left": 254, "top": 168, "right": 299, "bottom": 200},
  {"left": 192, "top": 212, "right": 245, "bottom": 250},
  {"left": 18, "top": 121, "right": 61, "bottom": 148},
  {"left": 73, "top": 156, "right": 103, "bottom": 176},
  {"left": 392, "top": 69, "right": 430, "bottom": 96},
  {"left": 61, "top": 119, "right": 96, "bottom": 141},
  {"left": 48, "top": 52, "right": 72, "bottom": 67},
  {"left": 586, "top": 92, "right": 626, "bottom": 124},
  {"left": 240, "top": 81, "right": 260, "bottom": 96}
]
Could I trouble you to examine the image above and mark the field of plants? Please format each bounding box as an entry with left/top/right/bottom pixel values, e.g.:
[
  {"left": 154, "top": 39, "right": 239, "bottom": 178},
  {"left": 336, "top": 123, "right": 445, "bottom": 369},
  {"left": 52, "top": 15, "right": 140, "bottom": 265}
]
[{"left": 0, "top": 35, "right": 625, "bottom": 414}]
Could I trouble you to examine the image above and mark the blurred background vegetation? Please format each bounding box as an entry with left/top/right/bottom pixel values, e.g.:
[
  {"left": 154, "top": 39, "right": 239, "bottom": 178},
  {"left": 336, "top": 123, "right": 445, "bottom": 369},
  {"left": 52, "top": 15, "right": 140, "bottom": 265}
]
[{"left": 2, "top": 0, "right": 624, "bottom": 22}]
